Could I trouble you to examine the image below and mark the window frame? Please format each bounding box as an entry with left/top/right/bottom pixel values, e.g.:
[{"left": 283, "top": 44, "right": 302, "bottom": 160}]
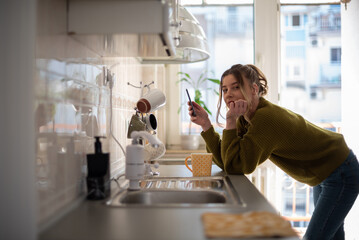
[
  {"left": 165, "top": 0, "right": 280, "bottom": 147},
  {"left": 166, "top": 0, "right": 340, "bottom": 146}
]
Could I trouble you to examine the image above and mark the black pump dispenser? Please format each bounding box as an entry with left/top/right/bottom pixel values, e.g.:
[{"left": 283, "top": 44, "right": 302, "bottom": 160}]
[
  {"left": 94, "top": 136, "right": 102, "bottom": 154},
  {"left": 86, "top": 136, "right": 110, "bottom": 200}
]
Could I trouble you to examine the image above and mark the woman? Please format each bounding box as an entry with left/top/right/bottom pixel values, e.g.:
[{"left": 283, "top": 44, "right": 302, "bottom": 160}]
[{"left": 187, "top": 64, "right": 359, "bottom": 240}]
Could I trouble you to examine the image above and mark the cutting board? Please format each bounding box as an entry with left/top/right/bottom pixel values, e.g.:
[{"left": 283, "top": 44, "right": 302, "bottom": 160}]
[{"left": 202, "top": 211, "right": 298, "bottom": 238}]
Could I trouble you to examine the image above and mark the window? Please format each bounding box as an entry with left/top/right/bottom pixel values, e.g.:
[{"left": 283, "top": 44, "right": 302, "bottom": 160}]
[
  {"left": 179, "top": 4, "right": 254, "bottom": 135},
  {"left": 167, "top": 0, "right": 359, "bottom": 237},
  {"left": 292, "top": 15, "right": 300, "bottom": 26},
  {"left": 280, "top": 4, "right": 341, "bottom": 121},
  {"left": 164, "top": 0, "right": 359, "bottom": 238},
  {"left": 280, "top": 3, "right": 341, "bottom": 231},
  {"left": 331, "top": 47, "right": 341, "bottom": 63}
]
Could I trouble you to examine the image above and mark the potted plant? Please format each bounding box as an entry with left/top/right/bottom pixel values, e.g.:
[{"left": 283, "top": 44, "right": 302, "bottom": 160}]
[{"left": 177, "top": 70, "right": 220, "bottom": 150}]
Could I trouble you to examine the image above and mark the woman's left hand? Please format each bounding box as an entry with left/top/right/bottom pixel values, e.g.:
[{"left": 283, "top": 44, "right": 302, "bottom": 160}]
[{"left": 226, "top": 100, "right": 247, "bottom": 129}]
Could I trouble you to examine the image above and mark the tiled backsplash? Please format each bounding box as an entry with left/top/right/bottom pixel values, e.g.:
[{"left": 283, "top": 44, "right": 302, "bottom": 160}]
[{"left": 35, "top": 0, "right": 166, "bottom": 227}]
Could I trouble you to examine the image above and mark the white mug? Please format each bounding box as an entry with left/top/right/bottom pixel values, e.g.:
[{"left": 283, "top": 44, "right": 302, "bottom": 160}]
[
  {"left": 137, "top": 89, "right": 166, "bottom": 113},
  {"left": 145, "top": 114, "right": 157, "bottom": 131}
]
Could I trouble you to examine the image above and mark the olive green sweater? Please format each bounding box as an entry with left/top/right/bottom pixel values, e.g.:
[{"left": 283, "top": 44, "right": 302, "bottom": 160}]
[{"left": 201, "top": 97, "right": 349, "bottom": 186}]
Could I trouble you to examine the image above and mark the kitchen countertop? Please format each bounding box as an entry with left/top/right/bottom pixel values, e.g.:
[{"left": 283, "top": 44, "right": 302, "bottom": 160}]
[{"left": 39, "top": 163, "right": 299, "bottom": 240}]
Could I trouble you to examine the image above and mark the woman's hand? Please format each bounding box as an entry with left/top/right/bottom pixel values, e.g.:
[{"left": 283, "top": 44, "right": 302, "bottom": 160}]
[
  {"left": 187, "top": 101, "right": 212, "bottom": 132},
  {"left": 226, "top": 100, "right": 247, "bottom": 129}
]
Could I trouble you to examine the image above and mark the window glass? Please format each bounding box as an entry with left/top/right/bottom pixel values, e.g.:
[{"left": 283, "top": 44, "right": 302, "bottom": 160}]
[
  {"left": 331, "top": 47, "right": 341, "bottom": 63},
  {"left": 280, "top": 3, "right": 341, "bottom": 228},
  {"left": 280, "top": 4, "right": 341, "bottom": 126},
  {"left": 292, "top": 15, "right": 300, "bottom": 26},
  {"left": 179, "top": 5, "right": 254, "bottom": 135}
]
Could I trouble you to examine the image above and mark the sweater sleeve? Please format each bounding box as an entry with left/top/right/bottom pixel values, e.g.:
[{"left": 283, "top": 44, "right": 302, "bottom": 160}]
[
  {"left": 221, "top": 127, "right": 271, "bottom": 174},
  {"left": 201, "top": 126, "right": 224, "bottom": 170},
  {"left": 201, "top": 124, "right": 271, "bottom": 174}
]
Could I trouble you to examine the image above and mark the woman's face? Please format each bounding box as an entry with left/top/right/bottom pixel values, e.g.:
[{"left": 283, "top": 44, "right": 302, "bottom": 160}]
[{"left": 222, "top": 74, "right": 253, "bottom": 107}]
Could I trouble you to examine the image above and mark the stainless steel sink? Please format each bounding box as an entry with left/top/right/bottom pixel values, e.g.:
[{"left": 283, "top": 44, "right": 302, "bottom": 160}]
[
  {"left": 107, "top": 176, "right": 244, "bottom": 207},
  {"left": 120, "top": 190, "right": 226, "bottom": 204}
]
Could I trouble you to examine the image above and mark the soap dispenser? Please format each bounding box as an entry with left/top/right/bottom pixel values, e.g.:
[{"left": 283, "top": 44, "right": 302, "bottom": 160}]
[{"left": 86, "top": 136, "right": 110, "bottom": 200}]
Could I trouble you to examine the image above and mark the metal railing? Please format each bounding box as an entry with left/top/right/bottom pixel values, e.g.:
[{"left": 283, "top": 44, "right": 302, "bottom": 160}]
[{"left": 247, "top": 163, "right": 313, "bottom": 229}]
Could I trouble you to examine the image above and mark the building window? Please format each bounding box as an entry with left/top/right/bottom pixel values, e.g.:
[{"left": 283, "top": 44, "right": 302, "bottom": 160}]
[
  {"left": 292, "top": 15, "right": 300, "bottom": 26},
  {"left": 331, "top": 47, "right": 341, "bottom": 63}
]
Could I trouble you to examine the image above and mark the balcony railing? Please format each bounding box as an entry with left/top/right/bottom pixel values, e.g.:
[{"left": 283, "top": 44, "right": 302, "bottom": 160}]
[
  {"left": 320, "top": 63, "right": 341, "bottom": 85},
  {"left": 309, "top": 15, "right": 341, "bottom": 34},
  {"left": 247, "top": 163, "right": 312, "bottom": 237}
]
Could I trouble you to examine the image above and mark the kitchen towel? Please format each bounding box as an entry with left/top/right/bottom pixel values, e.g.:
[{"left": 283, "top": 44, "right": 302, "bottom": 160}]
[{"left": 202, "top": 211, "right": 298, "bottom": 238}]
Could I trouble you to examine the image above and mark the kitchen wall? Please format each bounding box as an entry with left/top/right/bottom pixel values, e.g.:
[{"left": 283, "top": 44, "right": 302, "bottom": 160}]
[
  {"left": 35, "top": 0, "right": 166, "bottom": 228},
  {"left": 1, "top": 1, "right": 37, "bottom": 239}
]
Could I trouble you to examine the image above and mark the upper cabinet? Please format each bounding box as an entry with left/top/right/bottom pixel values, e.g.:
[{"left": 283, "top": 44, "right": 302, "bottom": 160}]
[{"left": 67, "top": 0, "right": 209, "bottom": 64}]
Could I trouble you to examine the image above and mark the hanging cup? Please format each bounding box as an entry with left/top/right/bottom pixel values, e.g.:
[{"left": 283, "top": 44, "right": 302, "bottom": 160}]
[
  {"left": 136, "top": 89, "right": 166, "bottom": 113},
  {"left": 145, "top": 114, "right": 157, "bottom": 131},
  {"left": 127, "top": 114, "right": 146, "bottom": 138}
]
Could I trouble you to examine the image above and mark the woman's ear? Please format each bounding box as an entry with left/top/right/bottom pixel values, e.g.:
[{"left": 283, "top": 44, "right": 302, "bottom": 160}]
[{"left": 252, "top": 83, "right": 259, "bottom": 95}]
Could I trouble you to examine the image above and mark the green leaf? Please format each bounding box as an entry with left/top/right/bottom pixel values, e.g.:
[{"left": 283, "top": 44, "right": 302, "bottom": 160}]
[
  {"left": 198, "top": 71, "right": 207, "bottom": 86},
  {"left": 176, "top": 78, "right": 191, "bottom": 84},
  {"left": 202, "top": 104, "right": 212, "bottom": 116},
  {"left": 197, "top": 99, "right": 206, "bottom": 107},
  {"left": 207, "top": 78, "right": 221, "bottom": 85},
  {"left": 194, "top": 90, "right": 202, "bottom": 103},
  {"left": 177, "top": 72, "right": 192, "bottom": 80}
]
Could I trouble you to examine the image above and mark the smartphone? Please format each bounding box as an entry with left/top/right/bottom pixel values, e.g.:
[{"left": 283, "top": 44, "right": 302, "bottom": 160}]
[{"left": 186, "top": 89, "right": 197, "bottom": 117}]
